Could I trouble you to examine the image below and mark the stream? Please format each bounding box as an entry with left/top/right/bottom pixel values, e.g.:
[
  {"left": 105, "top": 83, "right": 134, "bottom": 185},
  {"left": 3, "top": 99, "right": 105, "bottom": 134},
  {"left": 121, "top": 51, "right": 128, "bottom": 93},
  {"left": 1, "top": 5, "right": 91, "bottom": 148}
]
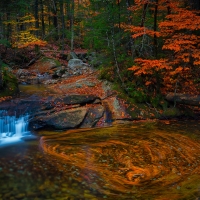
[{"left": 0, "top": 85, "right": 200, "bottom": 200}]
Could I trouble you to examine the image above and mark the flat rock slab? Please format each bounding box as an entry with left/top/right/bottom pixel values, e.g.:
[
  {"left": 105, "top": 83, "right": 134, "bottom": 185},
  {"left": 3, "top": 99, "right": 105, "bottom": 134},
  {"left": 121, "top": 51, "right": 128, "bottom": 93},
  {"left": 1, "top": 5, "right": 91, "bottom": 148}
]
[
  {"left": 42, "top": 94, "right": 99, "bottom": 110},
  {"left": 31, "top": 107, "right": 88, "bottom": 130},
  {"left": 61, "top": 95, "right": 99, "bottom": 105}
]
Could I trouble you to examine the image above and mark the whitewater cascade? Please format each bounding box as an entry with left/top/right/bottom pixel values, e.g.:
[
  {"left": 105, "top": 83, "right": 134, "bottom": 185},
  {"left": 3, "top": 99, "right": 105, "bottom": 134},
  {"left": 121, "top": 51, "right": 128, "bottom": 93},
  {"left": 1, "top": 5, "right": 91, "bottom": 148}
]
[{"left": 0, "top": 110, "right": 32, "bottom": 146}]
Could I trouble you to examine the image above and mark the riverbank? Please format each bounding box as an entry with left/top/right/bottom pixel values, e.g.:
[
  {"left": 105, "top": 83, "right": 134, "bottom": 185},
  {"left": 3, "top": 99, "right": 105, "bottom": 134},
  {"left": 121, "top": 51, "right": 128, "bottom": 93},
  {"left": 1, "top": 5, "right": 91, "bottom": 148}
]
[{"left": 1, "top": 56, "right": 200, "bottom": 132}]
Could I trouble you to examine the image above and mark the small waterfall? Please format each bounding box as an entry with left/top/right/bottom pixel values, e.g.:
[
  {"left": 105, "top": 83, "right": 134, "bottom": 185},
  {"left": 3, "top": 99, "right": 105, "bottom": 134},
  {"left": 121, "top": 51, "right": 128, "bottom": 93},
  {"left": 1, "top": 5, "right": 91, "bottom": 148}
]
[{"left": 0, "top": 111, "right": 33, "bottom": 146}]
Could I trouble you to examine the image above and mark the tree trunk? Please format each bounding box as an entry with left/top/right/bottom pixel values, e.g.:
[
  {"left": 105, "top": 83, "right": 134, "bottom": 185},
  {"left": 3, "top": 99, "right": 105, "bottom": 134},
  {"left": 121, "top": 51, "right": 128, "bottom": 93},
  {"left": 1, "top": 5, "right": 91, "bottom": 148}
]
[
  {"left": 34, "top": 0, "right": 39, "bottom": 37},
  {"left": 70, "top": 0, "right": 74, "bottom": 51},
  {"left": 141, "top": 3, "right": 148, "bottom": 27},
  {"left": 52, "top": 0, "right": 58, "bottom": 40},
  {"left": 153, "top": 0, "right": 158, "bottom": 58},
  {"left": 6, "top": 12, "right": 12, "bottom": 40},
  {"left": 40, "top": 0, "right": 45, "bottom": 37},
  {"left": 60, "top": 0, "right": 65, "bottom": 52},
  {"left": 117, "top": 0, "right": 121, "bottom": 29},
  {"left": 126, "top": 0, "right": 134, "bottom": 58},
  {"left": 166, "top": 0, "right": 171, "bottom": 14},
  {"left": 66, "top": 0, "right": 70, "bottom": 30},
  {"left": 190, "top": 0, "right": 200, "bottom": 10}
]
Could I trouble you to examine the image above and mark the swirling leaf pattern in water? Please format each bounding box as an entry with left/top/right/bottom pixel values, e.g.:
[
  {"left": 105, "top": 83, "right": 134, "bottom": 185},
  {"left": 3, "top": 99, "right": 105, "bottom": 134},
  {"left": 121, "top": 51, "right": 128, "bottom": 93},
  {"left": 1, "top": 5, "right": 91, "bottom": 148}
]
[{"left": 40, "top": 123, "right": 200, "bottom": 200}]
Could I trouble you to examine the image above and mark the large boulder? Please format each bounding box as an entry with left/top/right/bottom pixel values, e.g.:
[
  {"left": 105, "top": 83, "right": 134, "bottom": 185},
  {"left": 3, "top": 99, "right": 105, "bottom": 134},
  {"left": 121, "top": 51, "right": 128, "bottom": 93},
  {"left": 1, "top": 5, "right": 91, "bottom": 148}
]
[
  {"left": 14, "top": 57, "right": 61, "bottom": 84},
  {"left": 0, "top": 94, "right": 44, "bottom": 116},
  {"left": 0, "top": 93, "right": 102, "bottom": 130},
  {"left": 30, "top": 107, "right": 88, "bottom": 130},
  {"left": 67, "top": 59, "right": 88, "bottom": 69}
]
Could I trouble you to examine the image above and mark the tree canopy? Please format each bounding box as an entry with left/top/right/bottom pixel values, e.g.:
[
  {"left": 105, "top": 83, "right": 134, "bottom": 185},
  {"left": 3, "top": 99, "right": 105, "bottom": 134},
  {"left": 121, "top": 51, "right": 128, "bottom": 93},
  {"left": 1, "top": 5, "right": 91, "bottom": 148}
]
[{"left": 0, "top": 0, "right": 199, "bottom": 105}]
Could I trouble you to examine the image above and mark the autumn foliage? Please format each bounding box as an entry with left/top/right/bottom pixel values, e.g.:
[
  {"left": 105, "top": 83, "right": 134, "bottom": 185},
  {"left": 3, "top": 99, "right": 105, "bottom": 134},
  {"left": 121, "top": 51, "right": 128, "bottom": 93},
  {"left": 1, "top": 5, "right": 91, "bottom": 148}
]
[
  {"left": 5, "top": 14, "right": 47, "bottom": 49},
  {"left": 12, "top": 31, "right": 47, "bottom": 49},
  {"left": 127, "top": 0, "right": 200, "bottom": 96}
]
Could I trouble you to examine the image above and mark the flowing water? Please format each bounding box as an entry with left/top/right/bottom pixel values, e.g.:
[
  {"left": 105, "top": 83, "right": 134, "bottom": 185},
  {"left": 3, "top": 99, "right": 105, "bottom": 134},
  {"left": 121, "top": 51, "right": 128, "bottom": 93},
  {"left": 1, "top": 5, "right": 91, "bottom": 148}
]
[
  {"left": 0, "top": 111, "right": 34, "bottom": 147},
  {"left": 0, "top": 120, "right": 200, "bottom": 200}
]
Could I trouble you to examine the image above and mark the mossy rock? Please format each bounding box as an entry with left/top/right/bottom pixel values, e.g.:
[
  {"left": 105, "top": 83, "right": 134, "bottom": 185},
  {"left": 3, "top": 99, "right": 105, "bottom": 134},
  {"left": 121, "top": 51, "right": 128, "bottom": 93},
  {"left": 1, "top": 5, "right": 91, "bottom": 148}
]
[
  {"left": 40, "top": 57, "right": 61, "bottom": 66},
  {"left": 0, "top": 67, "right": 18, "bottom": 97},
  {"left": 28, "top": 57, "right": 61, "bottom": 74},
  {"left": 162, "top": 107, "right": 181, "bottom": 118}
]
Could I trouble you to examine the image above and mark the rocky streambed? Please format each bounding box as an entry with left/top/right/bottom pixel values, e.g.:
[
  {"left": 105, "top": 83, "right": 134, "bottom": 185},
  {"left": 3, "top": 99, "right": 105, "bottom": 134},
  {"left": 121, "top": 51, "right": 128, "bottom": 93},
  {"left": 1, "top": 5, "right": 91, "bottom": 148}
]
[{"left": 2, "top": 56, "right": 200, "bottom": 133}]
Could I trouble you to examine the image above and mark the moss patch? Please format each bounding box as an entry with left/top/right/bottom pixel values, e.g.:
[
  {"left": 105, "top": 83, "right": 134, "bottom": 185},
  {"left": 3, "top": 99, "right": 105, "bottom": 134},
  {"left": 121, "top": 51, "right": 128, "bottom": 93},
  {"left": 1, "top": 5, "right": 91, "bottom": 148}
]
[
  {"left": 29, "top": 57, "right": 61, "bottom": 74},
  {"left": 0, "top": 67, "right": 18, "bottom": 97},
  {"left": 40, "top": 57, "right": 61, "bottom": 66}
]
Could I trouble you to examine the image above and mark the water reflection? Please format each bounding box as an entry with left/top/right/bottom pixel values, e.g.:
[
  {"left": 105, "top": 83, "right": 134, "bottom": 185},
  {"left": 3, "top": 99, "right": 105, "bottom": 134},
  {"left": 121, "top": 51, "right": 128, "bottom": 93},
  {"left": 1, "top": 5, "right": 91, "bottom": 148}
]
[{"left": 18, "top": 84, "right": 55, "bottom": 97}]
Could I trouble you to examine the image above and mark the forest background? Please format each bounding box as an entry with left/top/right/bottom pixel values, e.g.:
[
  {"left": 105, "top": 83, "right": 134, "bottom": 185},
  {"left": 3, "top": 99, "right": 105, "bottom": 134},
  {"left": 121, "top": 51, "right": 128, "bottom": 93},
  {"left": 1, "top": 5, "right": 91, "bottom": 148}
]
[{"left": 0, "top": 0, "right": 200, "bottom": 108}]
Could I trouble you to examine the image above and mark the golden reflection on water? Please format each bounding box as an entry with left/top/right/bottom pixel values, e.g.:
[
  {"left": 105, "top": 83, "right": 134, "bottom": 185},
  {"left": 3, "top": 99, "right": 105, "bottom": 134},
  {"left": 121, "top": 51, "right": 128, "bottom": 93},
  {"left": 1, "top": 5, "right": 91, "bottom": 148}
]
[{"left": 40, "top": 122, "right": 200, "bottom": 199}]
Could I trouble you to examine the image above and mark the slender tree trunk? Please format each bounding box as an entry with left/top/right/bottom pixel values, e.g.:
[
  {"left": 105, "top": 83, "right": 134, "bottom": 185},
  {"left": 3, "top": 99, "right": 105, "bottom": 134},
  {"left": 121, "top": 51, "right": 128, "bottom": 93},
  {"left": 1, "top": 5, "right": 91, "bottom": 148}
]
[
  {"left": 5, "top": 12, "right": 12, "bottom": 40},
  {"left": 70, "top": 0, "right": 74, "bottom": 51},
  {"left": 126, "top": 0, "right": 134, "bottom": 58},
  {"left": 66, "top": 0, "right": 70, "bottom": 30},
  {"left": 34, "top": 0, "right": 39, "bottom": 37},
  {"left": 107, "top": 3, "right": 124, "bottom": 86},
  {"left": 0, "top": 13, "right": 3, "bottom": 39},
  {"left": 40, "top": 0, "right": 45, "bottom": 37},
  {"left": 141, "top": 3, "right": 148, "bottom": 27},
  {"left": 52, "top": 0, "right": 58, "bottom": 40},
  {"left": 153, "top": 0, "right": 158, "bottom": 58},
  {"left": 189, "top": 0, "right": 200, "bottom": 10},
  {"left": 60, "top": 0, "right": 65, "bottom": 31},
  {"left": 117, "top": 0, "right": 121, "bottom": 29},
  {"left": 48, "top": 5, "right": 51, "bottom": 27},
  {"left": 60, "top": 0, "right": 65, "bottom": 51},
  {"left": 166, "top": 0, "right": 171, "bottom": 14}
]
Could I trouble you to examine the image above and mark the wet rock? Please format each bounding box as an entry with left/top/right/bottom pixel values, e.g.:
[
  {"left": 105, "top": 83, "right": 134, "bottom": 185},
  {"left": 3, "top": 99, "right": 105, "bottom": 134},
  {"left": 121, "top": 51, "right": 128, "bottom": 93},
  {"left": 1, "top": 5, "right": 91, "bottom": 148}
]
[
  {"left": 0, "top": 93, "right": 104, "bottom": 130},
  {"left": 67, "top": 59, "right": 87, "bottom": 69},
  {"left": 68, "top": 52, "right": 79, "bottom": 60},
  {"left": 14, "top": 58, "right": 60, "bottom": 84},
  {"left": 81, "top": 105, "right": 105, "bottom": 128},
  {"left": 61, "top": 94, "right": 99, "bottom": 105},
  {"left": 43, "top": 79, "right": 59, "bottom": 85},
  {"left": 32, "top": 107, "right": 88, "bottom": 129},
  {"left": 93, "top": 98, "right": 101, "bottom": 104},
  {"left": 85, "top": 81, "right": 96, "bottom": 87},
  {"left": 40, "top": 94, "right": 99, "bottom": 110},
  {"left": 16, "top": 69, "right": 30, "bottom": 78},
  {"left": 61, "top": 72, "right": 70, "bottom": 78},
  {"left": 103, "top": 97, "right": 131, "bottom": 120}
]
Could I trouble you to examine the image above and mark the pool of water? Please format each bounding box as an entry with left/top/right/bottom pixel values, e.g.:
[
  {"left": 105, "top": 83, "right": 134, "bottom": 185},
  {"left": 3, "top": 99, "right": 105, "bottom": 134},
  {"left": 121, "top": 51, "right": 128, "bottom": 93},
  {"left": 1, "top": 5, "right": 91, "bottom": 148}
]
[
  {"left": 0, "top": 121, "right": 200, "bottom": 200},
  {"left": 18, "top": 84, "right": 55, "bottom": 97}
]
